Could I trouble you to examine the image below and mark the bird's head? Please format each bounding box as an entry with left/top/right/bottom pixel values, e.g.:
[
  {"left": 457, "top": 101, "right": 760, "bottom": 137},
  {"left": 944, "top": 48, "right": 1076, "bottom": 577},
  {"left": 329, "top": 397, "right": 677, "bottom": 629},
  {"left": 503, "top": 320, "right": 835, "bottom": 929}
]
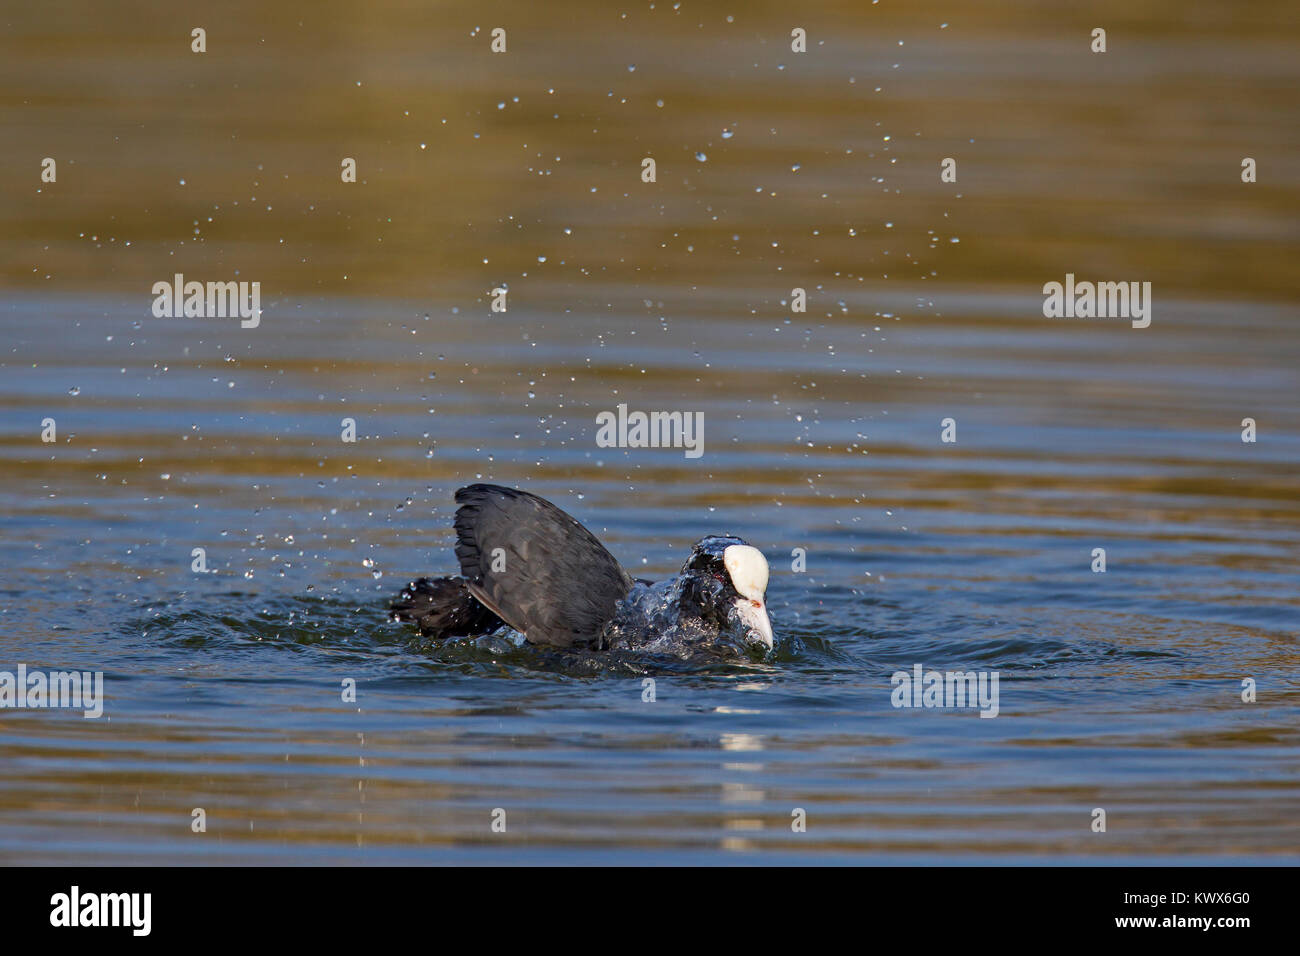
[{"left": 680, "top": 536, "right": 774, "bottom": 652}]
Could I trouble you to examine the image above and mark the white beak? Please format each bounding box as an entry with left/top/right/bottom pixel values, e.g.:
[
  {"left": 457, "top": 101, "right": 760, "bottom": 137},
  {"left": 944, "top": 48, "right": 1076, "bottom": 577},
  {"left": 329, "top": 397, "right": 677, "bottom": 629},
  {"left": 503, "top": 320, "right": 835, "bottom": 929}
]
[{"left": 733, "top": 598, "right": 774, "bottom": 651}]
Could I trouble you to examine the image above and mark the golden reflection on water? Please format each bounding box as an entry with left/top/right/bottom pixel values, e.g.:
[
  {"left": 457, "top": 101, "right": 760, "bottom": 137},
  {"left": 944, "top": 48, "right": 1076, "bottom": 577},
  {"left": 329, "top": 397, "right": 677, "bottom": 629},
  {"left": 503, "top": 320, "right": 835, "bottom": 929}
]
[{"left": 2, "top": 0, "right": 1297, "bottom": 306}]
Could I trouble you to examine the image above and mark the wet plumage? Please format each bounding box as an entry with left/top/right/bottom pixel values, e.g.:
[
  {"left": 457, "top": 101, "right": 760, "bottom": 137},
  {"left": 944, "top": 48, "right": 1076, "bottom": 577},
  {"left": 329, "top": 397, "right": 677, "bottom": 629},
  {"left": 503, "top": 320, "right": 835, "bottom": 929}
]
[{"left": 391, "top": 484, "right": 774, "bottom": 657}]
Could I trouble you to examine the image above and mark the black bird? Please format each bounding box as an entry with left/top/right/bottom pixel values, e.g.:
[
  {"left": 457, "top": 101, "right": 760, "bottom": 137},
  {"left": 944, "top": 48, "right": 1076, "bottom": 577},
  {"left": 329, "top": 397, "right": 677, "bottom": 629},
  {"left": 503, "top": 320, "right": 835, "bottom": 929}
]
[{"left": 390, "top": 484, "right": 774, "bottom": 656}]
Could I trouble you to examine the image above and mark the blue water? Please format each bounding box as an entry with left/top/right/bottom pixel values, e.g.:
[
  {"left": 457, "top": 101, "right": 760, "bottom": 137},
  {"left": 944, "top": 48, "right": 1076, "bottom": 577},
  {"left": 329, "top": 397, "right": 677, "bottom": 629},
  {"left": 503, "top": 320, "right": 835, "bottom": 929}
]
[{"left": 2, "top": 290, "right": 1297, "bottom": 863}]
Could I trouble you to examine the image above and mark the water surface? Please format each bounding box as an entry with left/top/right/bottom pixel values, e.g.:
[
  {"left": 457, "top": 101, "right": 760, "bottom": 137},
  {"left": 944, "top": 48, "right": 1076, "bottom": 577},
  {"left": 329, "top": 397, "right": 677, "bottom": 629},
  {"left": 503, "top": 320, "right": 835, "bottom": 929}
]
[{"left": 1, "top": 0, "right": 1298, "bottom": 864}]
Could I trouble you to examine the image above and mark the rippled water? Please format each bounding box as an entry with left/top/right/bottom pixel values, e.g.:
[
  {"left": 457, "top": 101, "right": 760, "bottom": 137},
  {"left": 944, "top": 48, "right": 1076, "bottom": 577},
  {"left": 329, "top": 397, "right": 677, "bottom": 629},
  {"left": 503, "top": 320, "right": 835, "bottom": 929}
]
[{"left": 2, "top": 0, "right": 1298, "bottom": 863}]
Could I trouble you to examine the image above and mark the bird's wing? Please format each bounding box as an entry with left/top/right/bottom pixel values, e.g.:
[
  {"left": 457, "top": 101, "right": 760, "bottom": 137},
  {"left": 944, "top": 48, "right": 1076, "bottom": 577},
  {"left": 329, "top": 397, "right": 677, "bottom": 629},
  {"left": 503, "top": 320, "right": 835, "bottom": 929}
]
[{"left": 452, "top": 484, "right": 635, "bottom": 647}]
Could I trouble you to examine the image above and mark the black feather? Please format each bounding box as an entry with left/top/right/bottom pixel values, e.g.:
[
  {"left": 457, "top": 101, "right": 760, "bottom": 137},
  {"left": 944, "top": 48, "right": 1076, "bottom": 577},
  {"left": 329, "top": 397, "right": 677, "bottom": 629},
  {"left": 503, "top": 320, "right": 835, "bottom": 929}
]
[
  {"left": 389, "top": 576, "right": 504, "bottom": 639},
  {"left": 453, "top": 484, "right": 634, "bottom": 647}
]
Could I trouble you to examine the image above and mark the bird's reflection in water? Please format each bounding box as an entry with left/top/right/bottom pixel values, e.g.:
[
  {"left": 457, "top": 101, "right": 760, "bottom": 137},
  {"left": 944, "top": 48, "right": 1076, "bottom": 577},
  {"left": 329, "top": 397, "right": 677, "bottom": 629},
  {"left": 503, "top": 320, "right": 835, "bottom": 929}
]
[{"left": 720, "top": 732, "right": 766, "bottom": 852}]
